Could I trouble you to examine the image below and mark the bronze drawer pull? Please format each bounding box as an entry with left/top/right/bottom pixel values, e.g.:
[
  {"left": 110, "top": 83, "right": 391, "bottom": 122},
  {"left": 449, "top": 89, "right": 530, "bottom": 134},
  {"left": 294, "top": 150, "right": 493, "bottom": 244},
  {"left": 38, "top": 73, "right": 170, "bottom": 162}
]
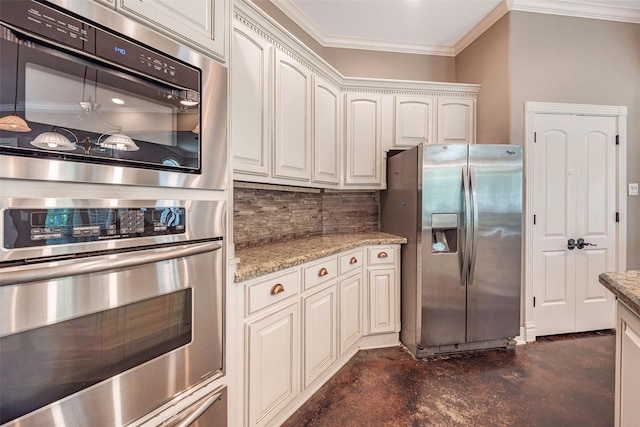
[
  {"left": 377, "top": 252, "right": 388, "bottom": 258},
  {"left": 350, "top": 257, "right": 358, "bottom": 264},
  {"left": 318, "top": 267, "right": 328, "bottom": 277},
  {"left": 270, "top": 284, "right": 285, "bottom": 295}
]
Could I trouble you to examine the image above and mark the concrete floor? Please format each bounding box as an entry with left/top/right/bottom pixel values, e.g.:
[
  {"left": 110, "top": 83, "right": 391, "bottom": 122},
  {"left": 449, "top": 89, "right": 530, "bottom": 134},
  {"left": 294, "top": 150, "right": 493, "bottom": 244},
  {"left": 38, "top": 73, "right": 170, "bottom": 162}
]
[{"left": 282, "top": 331, "right": 615, "bottom": 427}]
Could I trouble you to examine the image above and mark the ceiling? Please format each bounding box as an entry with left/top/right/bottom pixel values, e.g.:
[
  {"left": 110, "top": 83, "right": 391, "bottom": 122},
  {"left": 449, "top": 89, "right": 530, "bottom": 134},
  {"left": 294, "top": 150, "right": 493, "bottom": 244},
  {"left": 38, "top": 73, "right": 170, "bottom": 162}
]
[{"left": 270, "top": 0, "right": 640, "bottom": 56}]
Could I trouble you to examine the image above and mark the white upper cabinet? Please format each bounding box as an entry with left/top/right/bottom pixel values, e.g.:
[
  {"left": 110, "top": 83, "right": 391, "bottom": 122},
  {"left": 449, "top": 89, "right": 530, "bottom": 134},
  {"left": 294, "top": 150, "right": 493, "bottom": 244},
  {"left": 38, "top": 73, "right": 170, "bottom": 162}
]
[
  {"left": 273, "top": 50, "right": 312, "bottom": 181},
  {"left": 344, "top": 93, "right": 384, "bottom": 187},
  {"left": 394, "top": 96, "right": 435, "bottom": 148},
  {"left": 436, "top": 98, "right": 475, "bottom": 144},
  {"left": 231, "top": 7, "right": 479, "bottom": 190},
  {"left": 312, "top": 77, "right": 341, "bottom": 185},
  {"left": 393, "top": 95, "right": 476, "bottom": 148},
  {"left": 118, "top": 0, "right": 227, "bottom": 61},
  {"left": 231, "top": 22, "right": 271, "bottom": 177}
]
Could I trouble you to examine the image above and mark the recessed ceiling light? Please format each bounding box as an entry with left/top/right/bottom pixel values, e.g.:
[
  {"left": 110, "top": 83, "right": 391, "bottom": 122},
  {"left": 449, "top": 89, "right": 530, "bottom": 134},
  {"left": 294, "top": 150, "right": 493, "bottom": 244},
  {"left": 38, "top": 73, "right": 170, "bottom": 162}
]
[{"left": 111, "top": 98, "right": 125, "bottom": 105}]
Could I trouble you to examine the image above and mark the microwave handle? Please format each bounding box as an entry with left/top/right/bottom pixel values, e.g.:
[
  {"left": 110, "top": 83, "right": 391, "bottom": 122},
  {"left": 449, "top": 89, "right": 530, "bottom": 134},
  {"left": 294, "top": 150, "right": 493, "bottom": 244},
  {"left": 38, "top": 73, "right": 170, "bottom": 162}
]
[
  {"left": 172, "top": 390, "right": 224, "bottom": 427},
  {"left": 0, "top": 241, "right": 222, "bottom": 287}
]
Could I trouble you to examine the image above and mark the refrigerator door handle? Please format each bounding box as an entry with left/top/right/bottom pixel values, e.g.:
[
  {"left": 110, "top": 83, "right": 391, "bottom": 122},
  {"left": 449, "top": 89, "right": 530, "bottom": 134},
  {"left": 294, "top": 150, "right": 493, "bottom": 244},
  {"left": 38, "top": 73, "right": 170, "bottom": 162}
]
[
  {"left": 468, "top": 165, "right": 479, "bottom": 286},
  {"left": 462, "top": 165, "right": 472, "bottom": 286}
]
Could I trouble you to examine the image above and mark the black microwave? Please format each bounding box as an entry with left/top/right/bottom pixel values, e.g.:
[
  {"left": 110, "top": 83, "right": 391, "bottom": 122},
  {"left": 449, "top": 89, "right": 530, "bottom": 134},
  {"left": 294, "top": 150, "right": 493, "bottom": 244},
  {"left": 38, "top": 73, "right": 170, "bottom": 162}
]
[{"left": 0, "top": 0, "right": 227, "bottom": 190}]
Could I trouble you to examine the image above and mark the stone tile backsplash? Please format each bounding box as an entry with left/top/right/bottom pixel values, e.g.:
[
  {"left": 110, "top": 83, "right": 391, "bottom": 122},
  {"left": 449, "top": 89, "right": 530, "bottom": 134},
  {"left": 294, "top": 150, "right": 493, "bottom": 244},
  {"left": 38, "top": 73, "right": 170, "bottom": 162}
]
[{"left": 233, "top": 185, "right": 379, "bottom": 249}]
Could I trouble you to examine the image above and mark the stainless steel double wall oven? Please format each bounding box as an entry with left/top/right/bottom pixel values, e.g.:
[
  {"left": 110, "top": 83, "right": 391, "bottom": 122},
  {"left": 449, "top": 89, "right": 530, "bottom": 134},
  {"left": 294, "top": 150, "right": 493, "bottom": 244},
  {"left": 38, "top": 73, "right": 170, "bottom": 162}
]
[{"left": 0, "top": 1, "right": 228, "bottom": 426}]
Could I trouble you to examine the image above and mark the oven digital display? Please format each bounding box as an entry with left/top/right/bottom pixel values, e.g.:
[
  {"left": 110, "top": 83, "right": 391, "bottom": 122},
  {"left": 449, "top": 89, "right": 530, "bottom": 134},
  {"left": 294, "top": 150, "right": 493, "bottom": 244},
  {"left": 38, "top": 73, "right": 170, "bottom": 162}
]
[{"left": 3, "top": 206, "right": 186, "bottom": 249}]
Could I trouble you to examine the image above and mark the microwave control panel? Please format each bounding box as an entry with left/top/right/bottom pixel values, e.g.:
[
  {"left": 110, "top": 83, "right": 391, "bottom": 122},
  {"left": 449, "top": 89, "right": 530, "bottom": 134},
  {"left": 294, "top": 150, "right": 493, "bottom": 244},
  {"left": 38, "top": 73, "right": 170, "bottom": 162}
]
[{"left": 3, "top": 207, "right": 186, "bottom": 249}]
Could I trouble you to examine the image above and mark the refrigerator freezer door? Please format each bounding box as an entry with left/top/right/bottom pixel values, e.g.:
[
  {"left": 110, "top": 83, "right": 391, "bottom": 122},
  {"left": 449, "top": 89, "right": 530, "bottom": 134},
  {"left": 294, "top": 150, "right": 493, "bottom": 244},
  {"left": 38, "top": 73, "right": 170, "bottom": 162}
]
[
  {"left": 420, "top": 144, "right": 468, "bottom": 347},
  {"left": 466, "top": 145, "right": 522, "bottom": 342}
]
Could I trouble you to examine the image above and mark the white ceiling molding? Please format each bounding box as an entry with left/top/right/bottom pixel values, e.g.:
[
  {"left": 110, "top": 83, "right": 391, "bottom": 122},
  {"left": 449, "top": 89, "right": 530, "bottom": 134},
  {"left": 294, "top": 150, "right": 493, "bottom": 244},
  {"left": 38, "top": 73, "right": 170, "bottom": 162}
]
[
  {"left": 269, "top": 0, "right": 456, "bottom": 56},
  {"left": 270, "top": 0, "right": 640, "bottom": 57},
  {"left": 309, "top": 34, "right": 456, "bottom": 57},
  {"left": 510, "top": 0, "right": 640, "bottom": 24}
]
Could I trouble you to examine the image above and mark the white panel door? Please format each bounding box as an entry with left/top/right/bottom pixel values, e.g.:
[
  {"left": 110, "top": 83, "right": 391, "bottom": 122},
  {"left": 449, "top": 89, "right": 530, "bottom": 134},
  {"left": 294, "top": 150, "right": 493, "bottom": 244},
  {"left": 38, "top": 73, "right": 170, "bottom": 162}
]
[
  {"left": 302, "top": 283, "right": 337, "bottom": 388},
  {"left": 394, "top": 96, "right": 434, "bottom": 147},
  {"left": 120, "top": 0, "right": 226, "bottom": 59},
  {"left": 231, "top": 23, "right": 271, "bottom": 176},
  {"left": 345, "top": 93, "right": 382, "bottom": 185},
  {"left": 273, "top": 50, "right": 311, "bottom": 181},
  {"left": 532, "top": 114, "right": 616, "bottom": 336},
  {"left": 247, "top": 302, "right": 299, "bottom": 427},
  {"left": 312, "top": 77, "right": 340, "bottom": 185},
  {"left": 339, "top": 272, "right": 363, "bottom": 355},
  {"left": 368, "top": 268, "right": 396, "bottom": 335},
  {"left": 436, "top": 98, "right": 474, "bottom": 144}
]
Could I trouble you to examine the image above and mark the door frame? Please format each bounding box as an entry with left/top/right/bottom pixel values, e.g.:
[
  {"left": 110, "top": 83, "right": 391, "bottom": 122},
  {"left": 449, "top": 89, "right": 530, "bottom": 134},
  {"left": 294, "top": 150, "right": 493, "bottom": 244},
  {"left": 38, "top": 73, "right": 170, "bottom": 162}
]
[{"left": 523, "top": 102, "right": 627, "bottom": 342}]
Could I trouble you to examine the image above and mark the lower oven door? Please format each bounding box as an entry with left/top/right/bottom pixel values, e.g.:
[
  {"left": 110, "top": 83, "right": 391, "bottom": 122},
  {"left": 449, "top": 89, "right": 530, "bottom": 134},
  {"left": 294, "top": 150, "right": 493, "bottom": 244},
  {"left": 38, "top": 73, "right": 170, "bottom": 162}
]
[{"left": 0, "top": 240, "right": 223, "bottom": 427}]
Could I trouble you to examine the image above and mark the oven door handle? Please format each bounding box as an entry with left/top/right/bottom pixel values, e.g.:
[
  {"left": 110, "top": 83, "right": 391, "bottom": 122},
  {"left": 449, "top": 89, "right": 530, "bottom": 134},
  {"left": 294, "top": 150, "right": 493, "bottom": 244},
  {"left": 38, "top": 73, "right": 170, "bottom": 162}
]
[
  {"left": 0, "top": 241, "right": 222, "bottom": 286},
  {"left": 169, "top": 390, "right": 224, "bottom": 427}
]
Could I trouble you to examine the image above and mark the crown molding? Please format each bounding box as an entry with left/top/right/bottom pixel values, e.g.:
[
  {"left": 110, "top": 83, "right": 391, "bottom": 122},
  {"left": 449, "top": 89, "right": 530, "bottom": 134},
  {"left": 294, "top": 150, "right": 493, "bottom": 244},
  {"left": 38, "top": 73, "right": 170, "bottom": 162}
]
[
  {"left": 269, "top": 0, "right": 640, "bottom": 57},
  {"left": 315, "top": 35, "right": 456, "bottom": 57},
  {"left": 510, "top": 0, "right": 640, "bottom": 24},
  {"left": 268, "top": 0, "right": 456, "bottom": 56}
]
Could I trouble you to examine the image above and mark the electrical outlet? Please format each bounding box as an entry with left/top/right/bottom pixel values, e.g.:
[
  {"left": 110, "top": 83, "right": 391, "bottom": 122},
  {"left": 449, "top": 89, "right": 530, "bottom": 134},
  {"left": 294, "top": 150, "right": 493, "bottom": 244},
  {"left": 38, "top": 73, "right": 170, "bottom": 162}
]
[{"left": 630, "top": 183, "right": 639, "bottom": 196}]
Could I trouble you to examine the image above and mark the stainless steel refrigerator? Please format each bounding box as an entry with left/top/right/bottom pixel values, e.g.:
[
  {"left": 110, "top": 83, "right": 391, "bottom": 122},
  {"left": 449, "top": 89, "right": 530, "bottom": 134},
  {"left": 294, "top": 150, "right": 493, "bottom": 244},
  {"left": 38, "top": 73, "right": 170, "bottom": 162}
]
[{"left": 381, "top": 144, "right": 523, "bottom": 357}]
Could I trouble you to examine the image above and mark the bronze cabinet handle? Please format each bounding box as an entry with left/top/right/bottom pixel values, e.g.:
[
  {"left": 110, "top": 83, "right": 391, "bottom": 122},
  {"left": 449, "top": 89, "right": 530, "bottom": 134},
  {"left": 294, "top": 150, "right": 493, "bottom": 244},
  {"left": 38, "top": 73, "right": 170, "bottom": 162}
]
[
  {"left": 318, "top": 267, "right": 328, "bottom": 277},
  {"left": 377, "top": 252, "right": 388, "bottom": 258},
  {"left": 270, "top": 284, "right": 285, "bottom": 295},
  {"left": 350, "top": 257, "right": 358, "bottom": 264}
]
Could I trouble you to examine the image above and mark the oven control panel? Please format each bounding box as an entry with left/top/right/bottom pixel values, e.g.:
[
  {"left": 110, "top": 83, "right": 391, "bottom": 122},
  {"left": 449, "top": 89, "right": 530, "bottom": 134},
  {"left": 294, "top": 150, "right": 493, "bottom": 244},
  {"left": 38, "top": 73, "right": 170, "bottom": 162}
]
[{"left": 3, "top": 206, "right": 186, "bottom": 249}]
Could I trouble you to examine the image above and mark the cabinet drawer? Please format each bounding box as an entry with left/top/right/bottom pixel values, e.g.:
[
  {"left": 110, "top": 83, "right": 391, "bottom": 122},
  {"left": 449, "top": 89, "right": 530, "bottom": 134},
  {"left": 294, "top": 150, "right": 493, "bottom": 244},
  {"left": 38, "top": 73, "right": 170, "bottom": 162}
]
[
  {"left": 246, "top": 269, "right": 299, "bottom": 316},
  {"left": 303, "top": 257, "right": 338, "bottom": 291},
  {"left": 367, "top": 246, "right": 396, "bottom": 266},
  {"left": 339, "top": 248, "right": 363, "bottom": 276}
]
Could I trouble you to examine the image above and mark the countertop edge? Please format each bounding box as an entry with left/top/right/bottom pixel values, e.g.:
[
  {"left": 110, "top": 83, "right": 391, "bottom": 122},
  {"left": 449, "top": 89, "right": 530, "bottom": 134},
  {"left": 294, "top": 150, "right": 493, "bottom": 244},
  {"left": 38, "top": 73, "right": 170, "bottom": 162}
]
[
  {"left": 234, "top": 233, "right": 407, "bottom": 283},
  {"left": 599, "top": 271, "right": 640, "bottom": 317}
]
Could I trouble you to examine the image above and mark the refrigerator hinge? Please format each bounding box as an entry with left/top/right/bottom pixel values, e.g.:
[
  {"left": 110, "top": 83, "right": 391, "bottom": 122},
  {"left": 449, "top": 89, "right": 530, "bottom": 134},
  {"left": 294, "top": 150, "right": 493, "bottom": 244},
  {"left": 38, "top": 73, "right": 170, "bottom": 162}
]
[
  {"left": 616, "top": 212, "right": 620, "bottom": 223},
  {"left": 533, "top": 297, "right": 536, "bottom": 307},
  {"left": 533, "top": 214, "right": 536, "bottom": 225},
  {"left": 616, "top": 135, "right": 619, "bottom": 145}
]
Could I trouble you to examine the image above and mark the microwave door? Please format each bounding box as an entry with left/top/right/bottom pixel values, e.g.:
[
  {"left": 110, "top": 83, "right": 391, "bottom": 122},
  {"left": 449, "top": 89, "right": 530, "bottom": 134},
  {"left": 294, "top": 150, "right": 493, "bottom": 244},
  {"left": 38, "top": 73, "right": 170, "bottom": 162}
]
[{"left": 0, "top": 33, "right": 200, "bottom": 173}]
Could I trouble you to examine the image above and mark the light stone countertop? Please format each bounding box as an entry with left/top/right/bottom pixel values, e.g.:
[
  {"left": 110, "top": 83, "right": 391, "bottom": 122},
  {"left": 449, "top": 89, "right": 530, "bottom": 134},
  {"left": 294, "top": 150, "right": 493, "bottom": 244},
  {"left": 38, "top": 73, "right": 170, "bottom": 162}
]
[
  {"left": 233, "top": 232, "right": 407, "bottom": 283},
  {"left": 599, "top": 270, "right": 640, "bottom": 317}
]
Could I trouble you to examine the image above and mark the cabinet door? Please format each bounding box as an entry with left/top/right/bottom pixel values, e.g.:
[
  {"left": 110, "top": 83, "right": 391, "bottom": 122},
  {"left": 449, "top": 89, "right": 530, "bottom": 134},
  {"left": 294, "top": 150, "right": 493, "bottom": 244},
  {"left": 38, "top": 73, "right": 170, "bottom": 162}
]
[
  {"left": 119, "top": 0, "right": 226, "bottom": 60},
  {"left": 436, "top": 98, "right": 475, "bottom": 144},
  {"left": 339, "top": 272, "right": 363, "bottom": 355},
  {"left": 312, "top": 77, "right": 340, "bottom": 185},
  {"left": 303, "top": 284, "right": 337, "bottom": 388},
  {"left": 232, "top": 23, "right": 271, "bottom": 177},
  {"left": 394, "top": 96, "right": 434, "bottom": 147},
  {"left": 273, "top": 50, "right": 312, "bottom": 181},
  {"left": 247, "top": 302, "right": 299, "bottom": 427},
  {"left": 617, "top": 302, "right": 640, "bottom": 427},
  {"left": 368, "top": 268, "right": 397, "bottom": 335},
  {"left": 345, "top": 93, "right": 383, "bottom": 186}
]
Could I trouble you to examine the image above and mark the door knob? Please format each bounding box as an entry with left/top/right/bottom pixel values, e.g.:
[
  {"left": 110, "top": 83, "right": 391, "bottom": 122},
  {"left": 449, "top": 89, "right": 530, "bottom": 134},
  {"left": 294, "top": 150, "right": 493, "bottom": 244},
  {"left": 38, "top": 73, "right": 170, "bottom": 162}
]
[
  {"left": 567, "top": 239, "right": 576, "bottom": 250},
  {"left": 576, "top": 238, "right": 597, "bottom": 250}
]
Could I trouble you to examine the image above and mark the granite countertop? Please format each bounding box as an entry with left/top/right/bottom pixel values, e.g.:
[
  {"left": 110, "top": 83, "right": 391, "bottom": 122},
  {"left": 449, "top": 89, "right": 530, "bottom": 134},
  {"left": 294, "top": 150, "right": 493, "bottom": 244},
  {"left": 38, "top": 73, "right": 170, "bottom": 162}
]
[
  {"left": 599, "top": 270, "right": 640, "bottom": 316},
  {"left": 233, "top": 232, "right": 407, "bottom": 282}
]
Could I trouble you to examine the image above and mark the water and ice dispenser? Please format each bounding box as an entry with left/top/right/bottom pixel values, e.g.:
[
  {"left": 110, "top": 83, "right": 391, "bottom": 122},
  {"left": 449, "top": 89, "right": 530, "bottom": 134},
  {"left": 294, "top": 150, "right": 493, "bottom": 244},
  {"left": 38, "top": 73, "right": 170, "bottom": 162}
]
[{"left": 431, "top": 213, "right": 458, "bottom": 253}]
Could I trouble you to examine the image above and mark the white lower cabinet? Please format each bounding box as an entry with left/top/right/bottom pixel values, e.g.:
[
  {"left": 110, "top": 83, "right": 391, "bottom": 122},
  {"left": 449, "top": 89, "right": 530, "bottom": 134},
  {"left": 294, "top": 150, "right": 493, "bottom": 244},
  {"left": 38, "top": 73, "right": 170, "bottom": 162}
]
[
  {"left": 240, "top": 244, "right": 400, "bottom": 426},
  {"left": 246, "top": 301, "right": 299, "bottom": 427},
  {"left": 302, "top": 283, "right": 337, "bottom": 388},
  {"left": 615, "top": 301, "right": 640, "bottom": 427},
  {"left": 366, "top": 246, "right": 400, "bottom": 335},
  {"left": 339, "top": 272, "right": 363, "bottom": 355}
]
